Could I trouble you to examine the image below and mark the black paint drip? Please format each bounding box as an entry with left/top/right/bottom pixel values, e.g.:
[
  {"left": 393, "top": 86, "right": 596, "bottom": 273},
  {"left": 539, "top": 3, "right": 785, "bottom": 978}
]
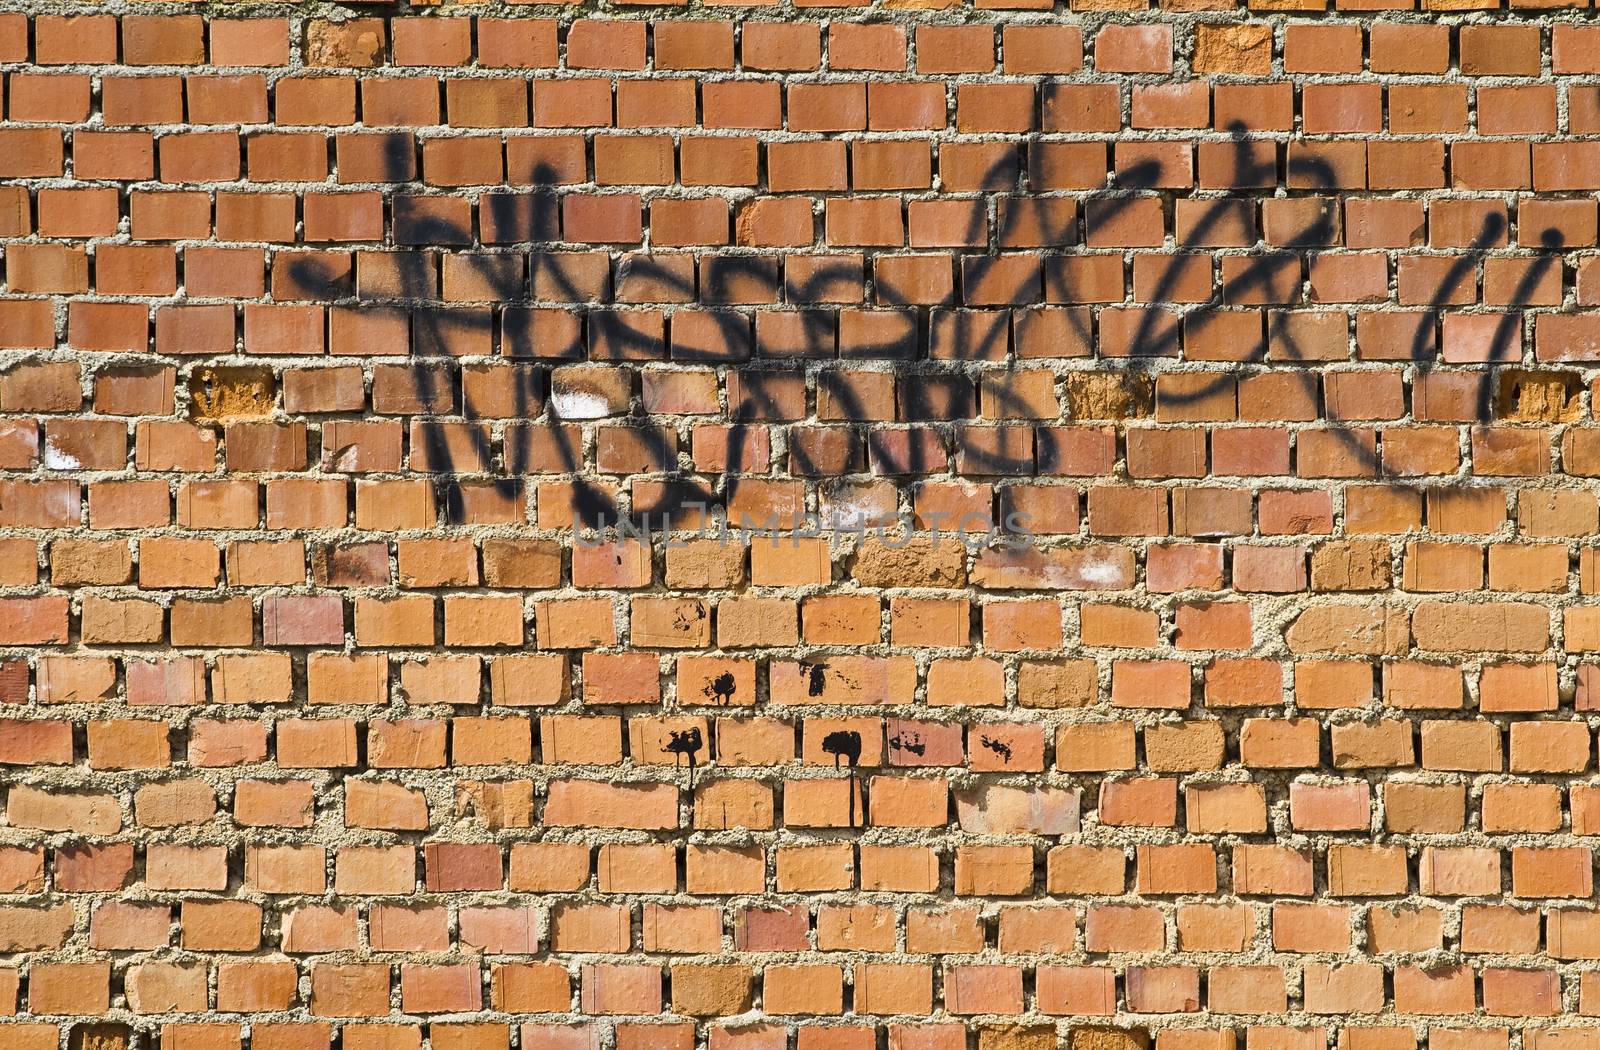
[
  {"left": 662, "top": 727, "right": 704, "bottom": 789},
  {"left": 820, "top": 729, "right": 863, "bottom": 827},
  {"left": 704, "top": 672, "right": 737, "bottom": 705}
]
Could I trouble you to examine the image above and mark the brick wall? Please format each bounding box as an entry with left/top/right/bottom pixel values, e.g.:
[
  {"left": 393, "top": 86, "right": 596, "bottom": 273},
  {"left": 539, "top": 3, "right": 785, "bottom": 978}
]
[{"left": 1, "top": 0, "right": 1599, "bottom": 1045}]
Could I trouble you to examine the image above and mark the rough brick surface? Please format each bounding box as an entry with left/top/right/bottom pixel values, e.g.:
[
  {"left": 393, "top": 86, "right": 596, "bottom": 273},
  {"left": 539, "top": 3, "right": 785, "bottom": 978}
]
[{"left": 1, "top": 0, "right": 1600, "bottom": 1045}]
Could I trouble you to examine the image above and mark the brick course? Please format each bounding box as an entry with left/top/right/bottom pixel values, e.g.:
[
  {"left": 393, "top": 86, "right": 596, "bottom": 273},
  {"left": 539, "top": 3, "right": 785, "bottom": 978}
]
[{"left": 0, "top": 0, "right": 1598, "bottom": 1045}]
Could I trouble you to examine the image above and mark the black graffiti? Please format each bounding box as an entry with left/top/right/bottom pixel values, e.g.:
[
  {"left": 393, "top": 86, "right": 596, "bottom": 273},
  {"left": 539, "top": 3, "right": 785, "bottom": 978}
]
[{"left": 285, "top": 119, "right": 1567, "bottom": 534}]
